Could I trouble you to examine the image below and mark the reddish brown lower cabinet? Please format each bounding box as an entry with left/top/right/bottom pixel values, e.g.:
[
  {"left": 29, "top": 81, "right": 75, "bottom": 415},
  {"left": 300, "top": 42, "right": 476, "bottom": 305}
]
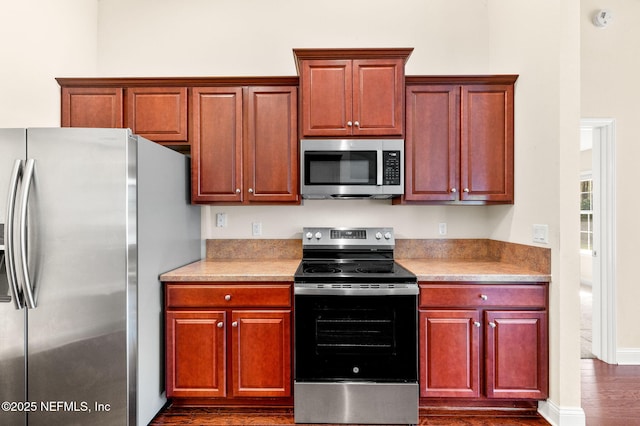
[
  {"left": 484, "top": 310, "right": 548, "bottom": 399},
  {"left": 420, "top": 309, "right": 480, "bottom": 398},
  {"left": 166, "top": 310, "right": 226, "bottom": 398},
  {"left": 419, "top": 282, "right": 548, "bottom": 404},
  {"left": 231, "top": 310, "right": 291, "bottom": 397},
  {"left": 165, "top": 283, "right": 292, "bottom": 402}
]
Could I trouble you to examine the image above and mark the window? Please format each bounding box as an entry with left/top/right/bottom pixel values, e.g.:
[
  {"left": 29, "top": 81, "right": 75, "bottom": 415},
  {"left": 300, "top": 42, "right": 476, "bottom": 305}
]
[{"left": 580, "top": 175, "right": 593, "bottom": 252}]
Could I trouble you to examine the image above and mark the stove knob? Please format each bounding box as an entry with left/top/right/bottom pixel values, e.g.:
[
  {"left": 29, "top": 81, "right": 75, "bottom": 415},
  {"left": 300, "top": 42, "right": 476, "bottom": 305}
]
[
  {"left": 375, "top": 232, "right": 382, "bottom": 240},
  {"left": 384, "top": 232, "right": 392, "bottom": 240},
  {"left": 314, "top": 232, "right": 323, "bottom": 240},
  {"left": 305, "top": 232, "right": 313, "bottom": 240}
]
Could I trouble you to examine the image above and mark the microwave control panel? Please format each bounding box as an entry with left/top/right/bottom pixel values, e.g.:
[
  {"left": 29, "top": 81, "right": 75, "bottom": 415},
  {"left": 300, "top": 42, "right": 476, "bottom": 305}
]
[{"left": 383, "top": 151, "right": 401, "bottom": 185}]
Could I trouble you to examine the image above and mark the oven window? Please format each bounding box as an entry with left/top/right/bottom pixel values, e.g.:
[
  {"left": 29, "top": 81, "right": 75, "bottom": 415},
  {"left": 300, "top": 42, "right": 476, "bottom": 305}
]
[
  {"left": 295, "top": 295, "right": 417, "bottom": 382},
  {"left": 305, "top": 151, "right": 376, "bottom": 185},
  {"left": 315, "top": 308, "right": 395, "bottom": 355}
]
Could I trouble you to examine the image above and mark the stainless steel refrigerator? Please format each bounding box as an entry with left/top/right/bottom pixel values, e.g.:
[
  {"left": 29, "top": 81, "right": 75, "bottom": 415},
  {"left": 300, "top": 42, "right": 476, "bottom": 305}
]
[{"left": 0, "top": 128, "right": 201, "bottom": 425}]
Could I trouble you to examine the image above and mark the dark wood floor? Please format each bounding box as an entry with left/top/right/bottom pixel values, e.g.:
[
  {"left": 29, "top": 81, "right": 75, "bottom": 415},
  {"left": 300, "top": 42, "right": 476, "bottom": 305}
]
[
  {"left": 150, "top": 359, "right": 640, "bottom": 425},
  {"left": 581, "top": 358, "right": 640, "bottom": 425},
  {"left": 150, "top": 406, "right": 550, "bottom": 425}
]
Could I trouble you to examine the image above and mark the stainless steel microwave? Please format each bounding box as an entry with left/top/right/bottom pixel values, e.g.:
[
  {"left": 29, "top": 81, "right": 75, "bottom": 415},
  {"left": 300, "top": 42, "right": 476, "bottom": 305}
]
[{"left": 300, "top": 139, "right": 404, "bottom": 199}]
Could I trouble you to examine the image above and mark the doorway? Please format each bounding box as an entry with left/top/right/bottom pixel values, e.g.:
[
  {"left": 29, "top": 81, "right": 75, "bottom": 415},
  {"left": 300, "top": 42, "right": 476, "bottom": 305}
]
[{"left": 579, "top": 118, "right": 616, "bottom": 364}]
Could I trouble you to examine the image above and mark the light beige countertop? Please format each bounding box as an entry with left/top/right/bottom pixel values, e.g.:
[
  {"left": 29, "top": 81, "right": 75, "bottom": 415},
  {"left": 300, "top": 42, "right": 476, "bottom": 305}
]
[
  {"left": 396, "top": 259, "right": 551, "bottom": 283},
  {"left": 160, "top": 259, "right": 300, "bottom": 282},
  {"left": 161, "top": 258, "right": 550, "bottom": 284},
  {"left": 161, "top": 238, "right": 551, "bottom": 284}
]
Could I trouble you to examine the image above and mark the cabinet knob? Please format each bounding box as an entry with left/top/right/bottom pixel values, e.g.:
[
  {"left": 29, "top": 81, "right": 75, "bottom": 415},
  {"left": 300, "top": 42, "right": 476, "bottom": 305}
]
[
  {"left": 347, "top": 121, "right": 353, "bottom": 127},
  {"left": 354, "top": 121, "right": 360, "bottom": 127},
  {"left": 248, "top": 188, "right": 253, "bottom": 193},
  {"left": 474, "top": 321, "right": 481, "bottom": 328},
  {"left": 450, "top": 188, "right": 457, "bottom": 193},
  {"left": 232, "top": 321, "right": 238, "bottom": 328},
  {"left": 463, "top": 188, "right": 470, "bottom": 193},
  {"left": 489, "top": 322, "right": 497, "bottom": 328},
  {"left": 217, "top": 321, "right": 224, "bottom": 328},
  {"left": 480, "top": 294, "right": 488, "bottom": 301},
  {"left": 235, "top": 188, "right": 241, "bottom": 193},
  {"left": 224, "top": 294, "right": 231, "bottom": 301}
]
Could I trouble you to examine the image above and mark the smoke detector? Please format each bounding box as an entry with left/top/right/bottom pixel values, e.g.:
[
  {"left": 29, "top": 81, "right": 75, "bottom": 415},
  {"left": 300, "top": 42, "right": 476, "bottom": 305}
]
[{"left": 593, "top": 9, "right": 613, "bottom": 28}]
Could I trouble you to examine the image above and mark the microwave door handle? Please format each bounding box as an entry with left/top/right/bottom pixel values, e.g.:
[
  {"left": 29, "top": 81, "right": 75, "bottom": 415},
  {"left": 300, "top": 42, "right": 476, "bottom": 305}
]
[
  {"left": 4, "top": 159, "right": 25, "bottom": 309},
  {"left": 19, "top": 159, "right": 37, "bottom": 309},
  {"left": 376, "top": 150, "right": 383, "bottom": 186}
]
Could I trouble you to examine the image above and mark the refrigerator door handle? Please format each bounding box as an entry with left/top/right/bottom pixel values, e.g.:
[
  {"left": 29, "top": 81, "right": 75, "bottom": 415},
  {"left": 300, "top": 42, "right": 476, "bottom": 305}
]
[
  {"left": 4, "top": 159, "right": 25, "bottom": 309},
  {"left": 19, "top": 158, "right": 37, "bottom": 309}
]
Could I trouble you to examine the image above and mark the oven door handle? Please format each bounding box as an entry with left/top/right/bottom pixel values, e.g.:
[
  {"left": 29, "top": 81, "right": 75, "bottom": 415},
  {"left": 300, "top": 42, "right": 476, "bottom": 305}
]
[{"left": 294, "top": 286, "right": 418, "bottom": 296}]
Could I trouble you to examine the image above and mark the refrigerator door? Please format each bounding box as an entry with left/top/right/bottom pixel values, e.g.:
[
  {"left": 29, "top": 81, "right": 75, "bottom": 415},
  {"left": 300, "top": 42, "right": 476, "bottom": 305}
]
[
  {"left": 0, "top": 128, "right": 27, "bottom": 426},
  {"left": 24, "top": 128, "right": 133, "bottom": 425}
]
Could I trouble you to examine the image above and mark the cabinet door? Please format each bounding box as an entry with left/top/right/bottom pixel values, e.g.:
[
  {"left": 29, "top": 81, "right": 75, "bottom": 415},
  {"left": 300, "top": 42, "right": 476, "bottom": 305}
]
[
  {"left": 419, "top": 310, "right": 480, "bottom": 398},
  {"left": 126, "top": 87, "right": 187, "bottom": 143},
  {"left": 191, "top": 87, "right": 243, "bottom": 203},
  {"left": 484, "top": 310, "right": 548, "bottom": 399},
  {"left": 245, "top": 87, "right": 299, "bottom": 203},
  {"left": 61, "top": 87, "right": 123, "bottom": 128},
  {"left": 299, "top": 60, "right": 352, "bottom": 137},
  {"left": 352, "top": 59, "right": 404, "bottom": 136},
  {"left": 231, "top": 310, "right": 291, "bottom": 398},
  {"left": 166, "top": 311, "right": 226, "bottom": 398},
  {"left": 405, "top": 85, "right": 459, "bottom": 201},
  {"left": 460, "top": 84, "right": 514, "bottom": 203}
]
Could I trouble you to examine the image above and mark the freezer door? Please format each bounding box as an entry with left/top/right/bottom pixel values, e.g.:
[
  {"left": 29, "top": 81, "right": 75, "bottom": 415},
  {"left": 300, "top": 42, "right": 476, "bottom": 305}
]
[
  {"left": 23, "top": 128, "right": 133, "bottom": 425},
  {"left": 0, "top": 128, "right": 27, "bottom": 426}
]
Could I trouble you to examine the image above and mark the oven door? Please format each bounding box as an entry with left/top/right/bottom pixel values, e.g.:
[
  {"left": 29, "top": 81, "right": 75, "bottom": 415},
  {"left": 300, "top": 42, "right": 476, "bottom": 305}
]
[{"left": 294, "top": 293, "right": 417, "bottom": 383}]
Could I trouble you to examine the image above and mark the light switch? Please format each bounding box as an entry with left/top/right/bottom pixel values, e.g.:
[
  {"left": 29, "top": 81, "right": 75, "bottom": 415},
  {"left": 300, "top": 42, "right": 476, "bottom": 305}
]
[{"left": 532, "top": 224, "right": 549, "bottom": 244}]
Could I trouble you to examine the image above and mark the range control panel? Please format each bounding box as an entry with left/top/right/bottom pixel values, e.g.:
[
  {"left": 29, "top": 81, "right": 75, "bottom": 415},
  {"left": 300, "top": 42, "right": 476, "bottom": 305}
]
[{"left": 302, "top": 227, "right": 395, "bottom": 246}]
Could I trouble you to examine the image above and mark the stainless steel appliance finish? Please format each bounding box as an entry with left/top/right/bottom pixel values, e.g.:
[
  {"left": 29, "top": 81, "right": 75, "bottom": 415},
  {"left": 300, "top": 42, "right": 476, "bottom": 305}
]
[
  {"left": 300, "top": 139, "right": 404, "bottom": 199},
  {"left": 294, "top": 227, "right": 418, "bottom": 425},
  {"left": 0, "top": 128, "right": 201, "bottom": 426},
  {"left": 294, "top": 382, "right": 419, "bottom": 425}
]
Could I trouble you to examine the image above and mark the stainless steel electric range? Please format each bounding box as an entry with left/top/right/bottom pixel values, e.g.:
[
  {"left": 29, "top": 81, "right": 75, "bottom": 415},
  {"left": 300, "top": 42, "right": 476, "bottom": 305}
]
[{"left": 293, "top": 227, "right": 418, "bottom": 425}]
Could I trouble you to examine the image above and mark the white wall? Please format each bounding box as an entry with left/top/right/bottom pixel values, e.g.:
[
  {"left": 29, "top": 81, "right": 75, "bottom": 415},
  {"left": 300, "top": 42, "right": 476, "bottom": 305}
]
[
  {"left": 96, "top": 1, "right": 584, "bottom": 420},
  {"left": 581, "top": 0, "right": 640, "bottom": 361},
  {"left": 96, "top": 0, "right": 503, "bottom": 242},
  {"left": 0, "top": 0, "right": 98, "bottom": 127},
  {"left": 2, "top": 0, "right": 588, "bottom": 423}
]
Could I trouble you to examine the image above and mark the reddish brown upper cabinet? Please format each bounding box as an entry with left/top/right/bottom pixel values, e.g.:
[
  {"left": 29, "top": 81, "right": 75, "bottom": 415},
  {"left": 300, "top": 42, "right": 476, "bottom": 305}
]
[
  {"left": 126, "top": 87, "right": 188, "bottom": 143},
  {"left": 294, "top": 48, "right": 412, "bottom": 137},
  {"left": 61, "top": 86, "right": 123, "bottom": 128},
  {"left": 401, "top": 76, "right": 517, "bottom": 205},
  {"left": 164, "top": 283, "right": 292, "bottom": 401},
  {"left": 190, "top": 85, "right": 299, "bottom": 204},
  {"left": 58, "top": 79, "right": 189, "bottom": 148},
  {"left": 418, "top": 282, "right": 548, "bottom": 404}
]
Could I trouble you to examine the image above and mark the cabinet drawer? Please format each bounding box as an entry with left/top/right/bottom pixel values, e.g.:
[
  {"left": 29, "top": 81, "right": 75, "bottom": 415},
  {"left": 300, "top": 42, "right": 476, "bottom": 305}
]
[
  {"left": 166, "top": 284, "right": 291, "bottom": 308},
  {"left": 420, "top": 284, "right": 546, "bottom": 308}
]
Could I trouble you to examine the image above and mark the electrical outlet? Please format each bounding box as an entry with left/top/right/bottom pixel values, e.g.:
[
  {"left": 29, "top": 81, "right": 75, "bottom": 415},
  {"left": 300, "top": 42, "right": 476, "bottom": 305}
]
[
  {"left": 252, "top": 222, "right": 262, "bottom": 236},
  {"left": 532, "top": 224, "right": 549, "bottom": 244},
  {"left": 216, "top": 213, "right": 227, "bottom": 227},
  {"left": 438, "top": 223, "right": 447, "bottom": 236}
]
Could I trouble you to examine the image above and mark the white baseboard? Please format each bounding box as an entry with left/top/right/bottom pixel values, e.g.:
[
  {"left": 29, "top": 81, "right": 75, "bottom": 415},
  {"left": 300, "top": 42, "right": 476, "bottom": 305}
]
[
  {"left": 538, "top": 400, "right": 586, "bottom": 426},
  {"left": 617, "top": 348, "right": 640, "bottom": 365}
]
